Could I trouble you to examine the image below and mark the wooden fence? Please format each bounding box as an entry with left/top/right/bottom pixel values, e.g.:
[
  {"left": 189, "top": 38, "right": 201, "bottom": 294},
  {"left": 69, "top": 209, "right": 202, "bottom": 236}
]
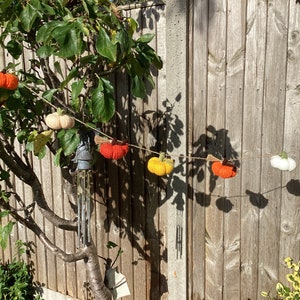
[{"left": 1, "top": 1, "right": 300, "bottom": 300}]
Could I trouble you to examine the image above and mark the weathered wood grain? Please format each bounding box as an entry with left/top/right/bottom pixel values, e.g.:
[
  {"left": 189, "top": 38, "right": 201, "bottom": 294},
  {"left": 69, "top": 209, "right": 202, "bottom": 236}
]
[
  {"left": 279, "top": 0, "right": 300, "bottom": 284},
  {"left": 258, "top": 0, "right": 289, "bottom": 297},
  {"left": 188, "top": 0, "right": 209, "bottom": 299},
  {"left": 222, "top": 1, "right": 246, "bottom": 299},
  {"left": 1, "top": 2, "right": 300, "bottom": 300},
  {"left": 240, "top": 1, "right": 267, "bottom": 299},
  {"left": 205, "top": 0, "right": 227, "bottom": 299}
]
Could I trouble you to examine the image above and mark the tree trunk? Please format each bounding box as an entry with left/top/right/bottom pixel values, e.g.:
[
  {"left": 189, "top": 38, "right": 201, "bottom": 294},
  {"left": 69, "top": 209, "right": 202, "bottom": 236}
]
[{"left": 84, "top": 242, "right": 112, "bottom": 300}]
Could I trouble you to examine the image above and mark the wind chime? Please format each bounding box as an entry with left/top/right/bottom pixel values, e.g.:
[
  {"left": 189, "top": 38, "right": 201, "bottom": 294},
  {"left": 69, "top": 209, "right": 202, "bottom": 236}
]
[{"left": 74, "top": 131, "right": 94, "bottom": 248}]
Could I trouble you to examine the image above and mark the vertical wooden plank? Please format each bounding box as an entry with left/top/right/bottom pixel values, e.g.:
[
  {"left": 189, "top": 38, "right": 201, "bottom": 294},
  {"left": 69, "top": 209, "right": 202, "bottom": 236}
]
[
  {"left": 222, "top": 2, "right": 246, "bottom": 300},
  {"left": 240, "top": 0, "right": 267, "bottom": 299},
  {"left": 92, "top": 158, "right": 109, "bottom": 288},
  {"left": 143, "top": 6, "right": 165, "bottom": 300},
  {"left": 258, "top": 0, "right": 289, "bottom": 297},
  {"left": 52, "top": 168, "right": 67, "bottom": 295},
  {"left": 279, "top": 0, "right": 300, "bottom": 285},
  {"left": 23, "top": 156, "right": 38, "bottom": 275},
  {"left": 165, "top": 0, "right": 188, "bottom": 299},
  {"left": 188, "top": 0, "right": 208, "bottom": 299},
  {"left": 114, "top": 69, "right": 135, "bottom": 299},
  {"left": 63, "top": 174, "right": 78, "bottom": 298},
  {"left": 205, "top": 0, "right": 226, "bottom": 299},
  {"left": 42, "top": 153, "right": 57, "bottom": 293},
  {"left": 32, "top": 160, "right": 48, "bottom": 288},
  {"left": 128, "top": 7, "right": 147, "bottom": 300},
  {"left": 154, "top": 5, "right": 168, "bottom": 300}
]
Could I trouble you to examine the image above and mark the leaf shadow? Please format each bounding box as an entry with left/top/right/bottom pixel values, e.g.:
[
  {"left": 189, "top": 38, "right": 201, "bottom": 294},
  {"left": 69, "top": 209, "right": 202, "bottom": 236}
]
[
  {"left": 245, "top": 189, "right": 269, "bottom": 209},
  {"left": 286, "top": 179, "right": 300, "bottom": 196}
]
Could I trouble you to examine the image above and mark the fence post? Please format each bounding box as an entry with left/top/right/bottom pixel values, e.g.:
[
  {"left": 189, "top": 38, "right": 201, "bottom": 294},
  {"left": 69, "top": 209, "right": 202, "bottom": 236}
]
[{"left": 166, "top": 0, "right": 188, "bottom": 299}]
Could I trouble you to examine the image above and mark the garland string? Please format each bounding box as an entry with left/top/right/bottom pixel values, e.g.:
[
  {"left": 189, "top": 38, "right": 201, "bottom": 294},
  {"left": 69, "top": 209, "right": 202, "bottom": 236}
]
[{"left": 26, "top": 86, "right": 295, "bottom": 164}]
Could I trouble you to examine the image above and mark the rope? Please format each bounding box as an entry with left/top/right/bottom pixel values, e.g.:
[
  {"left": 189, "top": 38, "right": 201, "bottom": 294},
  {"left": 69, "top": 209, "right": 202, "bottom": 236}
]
[{"left": 25, "top": 86, "right": 296, "bottom": 164}]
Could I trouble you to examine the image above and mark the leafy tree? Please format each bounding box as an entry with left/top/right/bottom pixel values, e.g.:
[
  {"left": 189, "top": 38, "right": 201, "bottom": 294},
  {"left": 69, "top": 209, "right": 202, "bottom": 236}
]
[{"left": 0, "top": 0, "right": 162, "bottom": 299}]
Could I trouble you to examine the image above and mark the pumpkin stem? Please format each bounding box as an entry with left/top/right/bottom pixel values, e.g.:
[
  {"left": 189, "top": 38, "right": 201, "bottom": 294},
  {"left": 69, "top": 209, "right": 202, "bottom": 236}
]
[
  {"left": 56, "top": 108, "right": 65, "bottom": 115},
  {"left": 158, "top": 152, "right": 166, "bottom": 161},
  {"left": 222, "top": 158, "right": 228, "bottom": 165},
  {"left": 111, "top": 138, "right": 117, "bottom": 145},
  {"left": 280, "top": 151, "right": 288, "bottom": 159},
  {"left": 1, "top": 69, "right": 6, "bottom": 74}
]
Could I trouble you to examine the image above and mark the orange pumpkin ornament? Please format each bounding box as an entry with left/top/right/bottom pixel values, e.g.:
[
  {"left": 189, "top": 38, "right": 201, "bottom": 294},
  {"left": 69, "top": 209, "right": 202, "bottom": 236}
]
[
  {"left": 99, "top": 139, "right": 129, "bottom": 160},
  {"left": 0, "top": 71, "right": 19, "bottom": 90},
  {"left": 211, "top": 160, "right": 237, "bottom": 179}
]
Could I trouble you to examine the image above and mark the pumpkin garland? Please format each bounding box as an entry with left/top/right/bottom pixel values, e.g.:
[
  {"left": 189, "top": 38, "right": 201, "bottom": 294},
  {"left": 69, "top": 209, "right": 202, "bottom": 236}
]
[
  {"left": 99, "top": 139, "right": 129, "bottom": 160},
  {"left": 147, "top": 152, "right": 174, "bottom": 176},
  {"left": 211, "top": 159, "right": 237, "bottom": 179}
]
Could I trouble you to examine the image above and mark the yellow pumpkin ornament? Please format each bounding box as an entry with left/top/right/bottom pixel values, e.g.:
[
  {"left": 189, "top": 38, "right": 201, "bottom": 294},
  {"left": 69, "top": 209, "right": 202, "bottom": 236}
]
[{"left": 147, "top": 152, "right": 174, "bottom": 176}]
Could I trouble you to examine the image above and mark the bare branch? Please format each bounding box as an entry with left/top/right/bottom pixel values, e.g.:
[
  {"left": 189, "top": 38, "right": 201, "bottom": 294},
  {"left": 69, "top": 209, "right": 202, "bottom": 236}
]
[
  {"left": 0, "top": 139, "right": 77, "bottom": 230},
  {"left": 0, "top": 198, "right": 84, "bottom": 263}
]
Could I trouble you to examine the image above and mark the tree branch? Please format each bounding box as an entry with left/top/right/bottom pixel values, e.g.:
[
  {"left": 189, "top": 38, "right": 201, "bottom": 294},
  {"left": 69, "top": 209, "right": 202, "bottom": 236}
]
[
  {"left": 0, "top": 139, "right": 77, "bottom": 230},
  {"left": 0, "top": 198, "right": 85, "bottom": 263}
]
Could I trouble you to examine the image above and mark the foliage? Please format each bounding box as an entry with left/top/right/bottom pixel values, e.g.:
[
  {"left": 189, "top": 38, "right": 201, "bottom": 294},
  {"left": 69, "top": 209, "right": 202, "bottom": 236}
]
[
  {"left": 0, "top": 2, "right": 162, "bottom": 298},
  {"left": 0, "top": 241, "right": 43, "bottom": 300},
  {"left": 0, "top": 0, "right": 162, "bottom": 165},
  {"left": 261, "top": 257, "right": 300, "bottom": 300}
]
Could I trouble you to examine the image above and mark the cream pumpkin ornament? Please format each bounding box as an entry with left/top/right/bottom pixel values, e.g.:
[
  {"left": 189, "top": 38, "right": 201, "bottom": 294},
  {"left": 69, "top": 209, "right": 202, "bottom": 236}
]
[
  {"left": 270, "top": 151, "right": 297, "bottom": 171},
  {"left": 45, "top": 110, "right": 75, "bottom": 130}
]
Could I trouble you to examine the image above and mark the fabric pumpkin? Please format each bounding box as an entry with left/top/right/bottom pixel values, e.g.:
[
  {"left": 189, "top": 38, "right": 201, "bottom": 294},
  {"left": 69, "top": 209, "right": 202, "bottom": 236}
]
[
  {"left": 99, "top": 140, "right": 129, "bottom": 160},
  {"left": 270, "top": 152, "right": 296, "bottom": 171},
  {"left": 0, "top": 71, "right": 19, "bottom": 90},
  {"left": 45, "top": 111, "right": 75, "bottom": 130},
  {"left": 211, "top": 161, "right": 237, "bottom": 179},
  {"left": 147, "top": 153, "right": 174, "bottom": 176}
]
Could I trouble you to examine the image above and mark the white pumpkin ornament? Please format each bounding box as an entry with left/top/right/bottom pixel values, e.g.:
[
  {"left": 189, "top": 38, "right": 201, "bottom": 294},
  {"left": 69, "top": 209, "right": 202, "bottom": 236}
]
[
  {"left": 270, "top": 152, "right": 297, "bottom": 171},
  {"left": 45, "top": 109, "right": 75, "bottom": 130}
]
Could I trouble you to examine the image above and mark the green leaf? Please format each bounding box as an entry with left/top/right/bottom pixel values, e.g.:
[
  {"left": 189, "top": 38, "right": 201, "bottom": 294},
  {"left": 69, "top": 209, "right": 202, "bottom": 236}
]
[
  {"left": 137, "top": 33, "right": 154, "bottom": 43},
  {"left": 79, "top": 55, "right": 98, "bottom": 65},
  {"left": 16, "top": 129, "right": 30, "bottom": 143},
  {"left": 54, "top": 61, "right": 63, "bottom": 77},
  {"left": 106, "top": 241, "right": 118, "bottom": 249},
  {"left": 36, "top": 45, "right": 53, "bottom": 58},
  {"left": 0, "top": 0, "right": 14, "bottom": 11},
  {"left": 0, "top": 191, "right": 11, "bottom": 202},
  {"left": 42, "top": 89, "right": 58, "bottom": 102},
  {"left": 57, "top": 129, "right": 80, "bottom": 156},
  {"left": 36, "top": 21, "right": 60, "bottom": 43},
  {"left": 41, "top": 2, "right": 56, "bottom": 16},
  {"left": 51, "top": 23, "right": 83, "bottom": 58},
  {"left": 60, "top": 67, "right": 78, "bottom": 89},
  {"left": 71, "top": 79, "right": 84, "bottom": 110},
  {"left": 0, "top": 221, "right": 15, "bottom": 250},
  {"left": 0, "top": 210, "right": 10, "bottom": 218},
  {"left": 54, "top": 148, "right": 63, "bottom": 167},
  {"left": 6, "top": 40, "right": 22, "bottom": 59},
  {"left": 19, "top": 0, "right": 41, "bottom": 32},
  {"left": 0, "top": 170, "right": 9, "bottom": 181},
  {"left": 96, "top": 27, "right": 117, "bottom": 62},
  {"left": 91, "top": 79, "right": 115, "bottom": 123},
  {"left": 115, "top": 29, "right": 133, "bottom": 58},
  {"left": 126, "top": 17, "right": 138, "bottom": 36},
  {"left": 131, "top": 75, "right": 146, "bottom": 98}
]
